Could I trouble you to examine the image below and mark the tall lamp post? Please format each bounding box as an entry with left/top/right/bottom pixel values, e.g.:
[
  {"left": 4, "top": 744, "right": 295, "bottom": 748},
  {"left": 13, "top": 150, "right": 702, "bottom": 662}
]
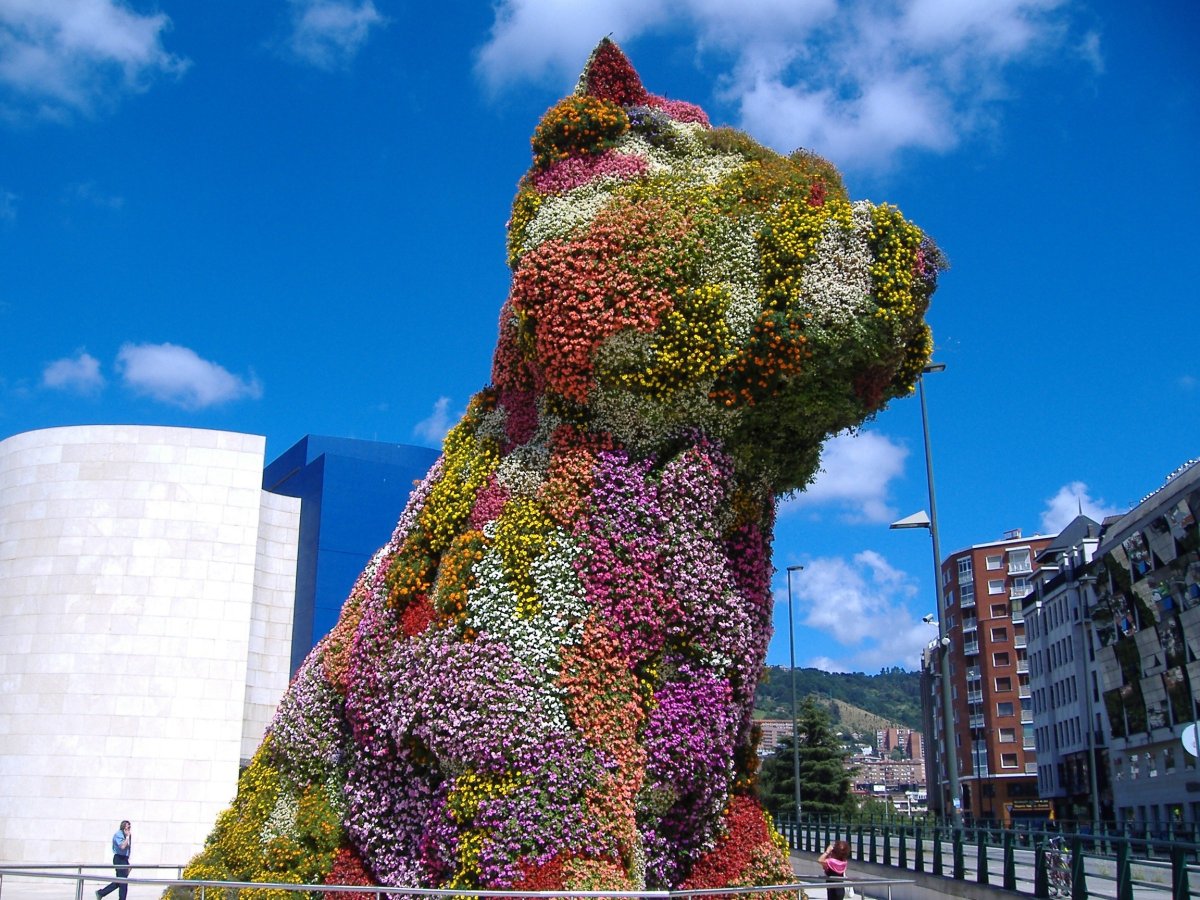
[
  {"left": 786, "top": 564, "right": 805, "bottom": 823},
  {"left": 1078, "top": 574, "right": 1102, "bottom": 832},
  {"left": 891, "top": 362, "right": 962, "bottom": 827}
]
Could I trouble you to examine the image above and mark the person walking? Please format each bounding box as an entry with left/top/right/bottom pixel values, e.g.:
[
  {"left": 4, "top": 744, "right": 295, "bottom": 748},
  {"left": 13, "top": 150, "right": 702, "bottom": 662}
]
[
  {"left": 97, "top": 820, "right": 131, "bottom": 900},
  {"left": 817, "top": 839, "right": 851, "bottom": 900}
]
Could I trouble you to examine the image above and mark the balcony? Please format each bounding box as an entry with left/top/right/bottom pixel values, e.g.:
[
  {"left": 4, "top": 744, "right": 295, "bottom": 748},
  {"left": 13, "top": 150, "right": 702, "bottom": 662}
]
[
  {"left": 964, "top": 640, "right": 980, "bottom": 656},
  {"left": 1019, "top": 685, "right": 1031, "bottom": 699},
  {"left": 967, "top": 691, "right": 983, "bottom": 705},
  {"left": 1016, "top": 659, "right": 1029, "bottom": 674},
  {"left": 1025, "top": 762, "right": 1038, "bottom": 774},
  {"left": 966, "top": 666, "right": 982, "bottom": 682},
  {"left": 1024, "top": 736, "right": 1036, "bottom": 750},
  {"left": 1021, "top": 711, "right": 1033, "bottom": 724},
  {"left": 1010, "top": 584, "right": 1033, "bottom": 600},
  {"left": 1014, "top": 635, "right": 1028, "bottom": 649},
  {"left": 1011, "top": 606, "right": 1025, "bottom": 623},
  {"left": 970, "top": 715, "right": 986, "bottom": 729},
  {"left": 1009, "top": 560, "right": 1033, "bottom": 576},
  {"left": 962, "top": 619, "right": 978, "bottom": 633},
  {"left": 961, "top": 594, "right": 976, "bottom": 609}
]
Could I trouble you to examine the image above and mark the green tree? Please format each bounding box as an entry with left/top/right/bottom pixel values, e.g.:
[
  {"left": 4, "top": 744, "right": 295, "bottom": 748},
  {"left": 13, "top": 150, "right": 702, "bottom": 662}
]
[
  {"left": 797, "top": 697, "right": 853, "bottom": 819},
  {"left": 757, "top": 734, "right": 799, "bottom": 818},
  {"left": 757, "top": 699, "right": 853, "bottom": 820}
]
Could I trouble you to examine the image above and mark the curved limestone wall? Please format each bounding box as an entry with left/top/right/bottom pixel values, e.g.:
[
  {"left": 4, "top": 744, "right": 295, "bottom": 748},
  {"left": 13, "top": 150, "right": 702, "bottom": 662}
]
[{"left": 0, "top": 425, "right": 299, "bottom": 865}]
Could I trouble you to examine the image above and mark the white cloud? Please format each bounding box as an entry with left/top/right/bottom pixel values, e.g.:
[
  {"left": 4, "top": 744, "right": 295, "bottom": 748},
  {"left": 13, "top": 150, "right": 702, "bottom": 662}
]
[
  {"left": 781, "top": 430, "right": 908, "bottom": 523},
  {"left": 476, "top": 0, "right": 1078, "bottom": 170},
  {"left": 475, "top": 0, "right": 670, "bottom": 94},
  {"left": 1039, "top": 481, "right": 1124, "bottom": 534},
  {"left": 116, "top": 342, "right": 261, "bottom": 409},
  {"left": 789, "top": 550, "right": 931, "bottom": 671},
  {"left": 413, "top": 396, "right": 457, "bottom": 445},
  {"left": 42, "top": 350, "right": 104, "bottom": 394},
  {"left": 282, "top": 0, "right": 386, "bottom": 70},
  {"left": 1178, "top": 375, "right": 1196, "bottom": 392},
  {"left": 64, "top": 180, "right": 123, "bottom": 209},
  {"left": 0, "top": 0, "right": 188, "bottom": 120}
]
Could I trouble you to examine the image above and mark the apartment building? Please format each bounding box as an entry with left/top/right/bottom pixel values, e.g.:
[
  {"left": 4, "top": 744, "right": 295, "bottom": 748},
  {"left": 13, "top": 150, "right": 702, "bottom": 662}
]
[
  {"left": 1025, "top": 514, "right": 1113, "bottom": 825},
  {"left": 936, "top": 530, "right": 1055, "bottom": 823},
  {"left": 1087, "top": 460, "right": 1200, "bottom": 832}
]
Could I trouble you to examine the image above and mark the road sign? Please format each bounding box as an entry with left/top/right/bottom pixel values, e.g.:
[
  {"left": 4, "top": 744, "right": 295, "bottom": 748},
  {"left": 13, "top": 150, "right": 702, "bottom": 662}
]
[{"left": 1183, "top": 723, "right": 1199, "bottom": 758}]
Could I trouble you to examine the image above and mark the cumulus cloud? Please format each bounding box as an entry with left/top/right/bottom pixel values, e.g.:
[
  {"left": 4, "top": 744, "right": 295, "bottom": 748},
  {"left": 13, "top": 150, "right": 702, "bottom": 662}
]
[
  {"left": 413, "top": 396, "right": 456, "bottom": 445},
  {"left": 116, "top": 342, "right": 261, "bottom": 409},
  {"left": 476, "top": 0, "right": 1078, "bottom": 169},
  {"left": 282, "top": 0, "right": 386, "bottom": 69},
  {"left": 0, "top": 0, "right": 188, "bottom": 121},
  {"left": 781, "top": 430, "right": 908, "bottom": 523},
  {"left": 1040, "top": 481, "right": 1124, "bottom": 534},
  {"left": 789, "top": 550, "right": 931, "bottom": 671},
  {"left": 42, "top": 350, "right": 104, "bottom": 394}
]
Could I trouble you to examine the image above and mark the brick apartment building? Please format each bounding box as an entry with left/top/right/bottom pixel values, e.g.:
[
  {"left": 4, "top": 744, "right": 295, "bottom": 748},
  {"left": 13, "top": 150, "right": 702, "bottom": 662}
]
[{"left": 929, "top": 530, "right": 1055, "bottom": 823}]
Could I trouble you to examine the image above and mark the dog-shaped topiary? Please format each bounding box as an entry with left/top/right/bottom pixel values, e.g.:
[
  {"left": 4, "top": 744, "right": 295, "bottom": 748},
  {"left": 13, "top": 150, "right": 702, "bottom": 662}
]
[{"left": 183, "top": 38, "right": 942, "bottom": 893}]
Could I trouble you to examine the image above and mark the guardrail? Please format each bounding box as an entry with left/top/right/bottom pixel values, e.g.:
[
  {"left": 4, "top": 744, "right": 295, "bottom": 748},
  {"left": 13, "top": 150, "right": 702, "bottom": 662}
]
[
  {"left": 776, "top": 816, "right": 1200, "bottom": 898},
  {"left": 0, "top": 865, "right": 914, "bottom": 900}
]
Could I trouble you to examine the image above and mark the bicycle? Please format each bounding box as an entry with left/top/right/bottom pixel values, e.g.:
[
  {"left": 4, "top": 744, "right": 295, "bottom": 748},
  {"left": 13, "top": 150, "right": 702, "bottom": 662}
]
[{"left": 1044, "top": 836, "right": 1072, "bottom": 898}]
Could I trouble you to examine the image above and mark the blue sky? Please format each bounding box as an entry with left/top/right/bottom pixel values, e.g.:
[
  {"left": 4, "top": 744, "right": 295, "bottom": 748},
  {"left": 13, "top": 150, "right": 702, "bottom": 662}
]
[{"left": 2, "top": 0, "right": 1198, "bottom": 674}]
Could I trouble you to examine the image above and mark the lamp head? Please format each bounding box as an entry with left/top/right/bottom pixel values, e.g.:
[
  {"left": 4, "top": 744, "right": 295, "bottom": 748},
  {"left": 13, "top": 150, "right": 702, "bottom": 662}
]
[{"left": 891, "top": 510, "right": 932, "bottom": 530}]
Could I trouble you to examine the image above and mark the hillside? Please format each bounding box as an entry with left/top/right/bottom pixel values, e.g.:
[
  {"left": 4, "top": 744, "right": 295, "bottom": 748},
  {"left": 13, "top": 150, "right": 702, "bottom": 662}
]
[{"left": 753, "top": 665, "right": 923, "bottom": 734}]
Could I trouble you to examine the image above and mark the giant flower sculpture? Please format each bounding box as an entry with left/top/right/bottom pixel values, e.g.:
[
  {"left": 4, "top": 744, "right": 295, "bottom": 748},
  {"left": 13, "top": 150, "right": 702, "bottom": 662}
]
[{"left": 184, "top": 39, "right": 943, "bottom": 893}]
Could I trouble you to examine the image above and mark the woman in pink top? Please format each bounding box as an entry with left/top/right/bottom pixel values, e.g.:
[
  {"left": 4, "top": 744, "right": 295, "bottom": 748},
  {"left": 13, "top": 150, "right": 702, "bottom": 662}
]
[{"left": 818, "top": 839, "right": 851, "bottom": 900}]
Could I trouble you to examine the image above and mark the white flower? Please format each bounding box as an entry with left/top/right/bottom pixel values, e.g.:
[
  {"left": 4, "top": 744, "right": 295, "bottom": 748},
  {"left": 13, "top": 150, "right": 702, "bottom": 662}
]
[{"left": 798, "top": 202, "right": 874, "bottom": 327}]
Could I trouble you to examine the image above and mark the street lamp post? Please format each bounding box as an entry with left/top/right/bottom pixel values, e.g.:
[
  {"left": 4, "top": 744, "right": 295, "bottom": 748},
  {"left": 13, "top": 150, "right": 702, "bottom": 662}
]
[
  {"left": 1078, "top": 574, "right": 1101, "bottom": 832},
  {"left": 892, "top": 362, "right": 963, "bottom": 828},
  {"left": 786, "top": 564, "right": 804, "bottom": 824}
]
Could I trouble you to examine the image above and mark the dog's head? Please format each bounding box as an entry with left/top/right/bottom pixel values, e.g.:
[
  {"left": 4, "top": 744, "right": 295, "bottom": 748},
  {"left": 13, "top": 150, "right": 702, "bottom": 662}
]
[{"left": 491, "top": 39, "right": 942, "bottom": 493}]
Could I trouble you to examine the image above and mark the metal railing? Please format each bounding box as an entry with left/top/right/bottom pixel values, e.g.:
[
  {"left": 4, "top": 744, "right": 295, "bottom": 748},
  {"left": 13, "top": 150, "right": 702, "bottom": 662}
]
[
  {"left": 774, "top": 815, "right": 1200, "bottom": 898},
  {"left": 0, "top": 865, "right": 914, "bottom": 900}
]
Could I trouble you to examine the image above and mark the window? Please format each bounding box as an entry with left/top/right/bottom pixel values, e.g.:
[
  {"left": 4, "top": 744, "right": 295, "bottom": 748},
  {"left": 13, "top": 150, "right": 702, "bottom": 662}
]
[
  {"left": 1008, "top": 548, "right": 1033, "bottom": 574},
  {"left": 1002, "top": 753, "right": 1020, "bottom": 769},
  {"left": 993, "top": 651, "right": 1011, "bottom": 667},
  {"left": 958, "top": 557, "right": 974, "bottom": 583},
  {"left": 995, "top": 676, "right": 1012, "bottom": 692},
  {"left": 961, "top": 582, "right": 976, "bottom": 602},
  {"left": 999, "top": 728, "right": 1016, "bottom": 743},
  {"left": 1011, "top": 576, "right": 1032, "bottom": 599},
  {"left": 989, "top": 578, "right": 1006, "bottom": 594},
  {"left": 986, "top": 554, "right": 1003, "bottom": 570},
  {"left": 992, "top": 626, "right": 1009, "bottom": 643},
  {"left": 991, "top": 603, "right": 1008, "bottom": 618},
  {"left": 997, "top": 701, "right": 1015, "bottom": 717}
]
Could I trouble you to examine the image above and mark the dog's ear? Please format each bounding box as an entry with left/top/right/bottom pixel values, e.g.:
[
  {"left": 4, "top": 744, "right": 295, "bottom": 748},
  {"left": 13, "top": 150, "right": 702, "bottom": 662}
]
[{"left": 575, "top": 38, "right": 649, "bottom": 105}]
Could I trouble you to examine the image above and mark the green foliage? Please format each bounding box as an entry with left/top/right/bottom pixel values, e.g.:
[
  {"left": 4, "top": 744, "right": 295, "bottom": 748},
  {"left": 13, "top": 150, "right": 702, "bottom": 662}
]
[
  {"left": 753, "top": 665, "right": 922, "bottom": 730},
  {"left": 757, "top": 699, "right": 853, "bottom": 819}
]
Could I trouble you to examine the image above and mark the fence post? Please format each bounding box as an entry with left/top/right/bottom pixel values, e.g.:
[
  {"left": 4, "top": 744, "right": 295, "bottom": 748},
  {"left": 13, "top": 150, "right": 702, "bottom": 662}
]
[
  {"left": 1033, "top": 840, "right": 1049, "bottom": 899},
  {"left": 952, "top": 827, "right": 965, "bottom": 881},
  {"left": 1173, "top": 845, "right": 1191, "bottom": 900},
  {"left": 869, "top": 824, "right": 878, "bottom": 864},
  {"left": 1069, "top": 834, "right": 1086, "bottom": 900},
  {"left": 914, "top": 824, "right": 924, "bottom": 872},
  {"left": 977, "top": 827, "right": 989, "bottom": 885},
  {"left": 856, "top": 823, "right": 864, "bottom": 863},
  {"left": 1115, "top": 839, "right": 1133, "bottom": 900},
  {"left": 932, "top": 825, "right": 943, "bottom": 877},
  {"left": 1003, "top": 829, "right": 1016, "bottom": 891},
  {"left": 883, "top": 825, "right": 892, "bottom": 867}
]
